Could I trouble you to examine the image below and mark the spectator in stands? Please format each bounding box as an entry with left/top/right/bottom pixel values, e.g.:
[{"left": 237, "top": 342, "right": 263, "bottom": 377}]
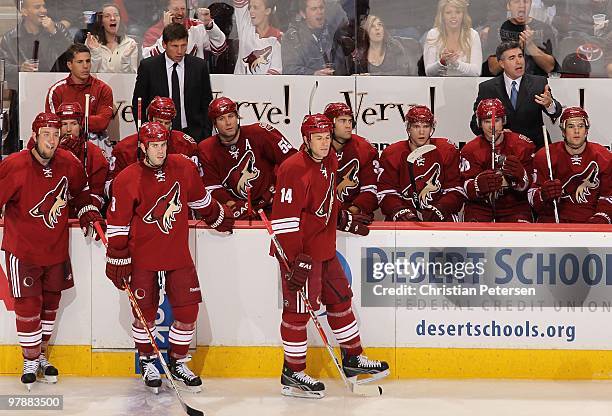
[
  {"left": 85, "top": 4, "right": 139, "bottom": 73},
  {"left": 142, "top": 0, "right": 227, "bottom": 60},
  {"left": 0, "top": 0, "right": 72, "bottom": 88},
  {"left": 281, "top": 0, "right": 350, "bottom": 75},
  {"left": 483, "top": 0, "right": 559, "bottom": 77},
  {"left": 352, "top": 15, "right": 418, "bottom": 75},
  {"left": 233, "top": 0, "right": 282, "bottom": 74},
  {"left": 45, "top": 43, "right": 115, "bottom": 158},
  {"left": 549, "top": 0, "right": 612, "bottom": 41},
  {"left": 423, "top": 0, "right": 482, "bottom": 76}
]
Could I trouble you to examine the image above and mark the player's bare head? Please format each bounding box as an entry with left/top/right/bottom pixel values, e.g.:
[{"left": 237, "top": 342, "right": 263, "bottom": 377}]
[
  {"left": 163, "top": 23, "right": 188, "bottom": 62},
  {"left": 56, "top": 102, "right": 83, "bottom": 137},
  {"left": 209, "top": 97, "right": 240, "bottom": 144},
  {"left": 476, "top": 99, "right": 506, "bottom": 143},
  {"left": 148, "top": 96, "right": 176, "bottom": 131},
  {"left": 32, "top": 112, "right": 61, "bottom": 160},
  {"left": 406, "top": 105, "right": 435, "bottom": 147},
  {"left": 300, "top": 0, "right": 325, "bottom": 30},
  {"left": 301, "top": 113, "right": 333, "bottom": 161},
  {"left": 139, "top": 122, "right": 169, "bottom": 168},
  {"left": 324, "top": 102, "right": 353, "bottom": 141},
  {"left": 167, "top": 0, "right": 186, "bottom": 24},
  {"left": 66, "top": 44, "right": 92, "bottom": 82},
  {"left": 560, "top": 107, "right": 589, "bottom": 150},
  {"left": 21, "top": 0, "right": 47, "bottom": 24}
]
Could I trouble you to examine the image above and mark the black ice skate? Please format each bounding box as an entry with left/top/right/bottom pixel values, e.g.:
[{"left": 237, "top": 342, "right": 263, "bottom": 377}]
[
  {"left": 138, "top": 355, "right": 162, "bottom": 394},
  {"left": 168, "top": 355, "right": 202, "bottom": 393},
  {"left": 280, "top": 365, "right": 325, "bottom": 399},
  {"left": 342, "top": 351, "right": 390, "bottom": 385},
  {"left": 38, "top": 352, "right": 58, "bottom": 384},
  {"left": 21, "top": 357, "right": 39, "bottom": 391}
]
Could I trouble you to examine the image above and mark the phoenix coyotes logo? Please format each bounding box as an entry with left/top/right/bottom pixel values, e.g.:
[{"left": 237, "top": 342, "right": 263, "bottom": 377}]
[
  {"left": 337, "top": 159, "right": 360, "bottom": 202},
  {"left": 316, "top": 173, "right": 336, "bottom": 225},
  {"left": 243, "top": 46, "right": 272, "bottom": 73},
  {"left": 561, "top": 161, "right": 600, "bottom": 204},
  {"left": 223, "top": 150, "right": 260, "bottom": 198},
  {"left": 143, "top": 182, "right": 182, "bottom": 234},
  {"left": 29, "top": 176, "right": 68, "bottom": 229},
  {"left": 402, "top": 163, "right": 442, "bottom": 208}
]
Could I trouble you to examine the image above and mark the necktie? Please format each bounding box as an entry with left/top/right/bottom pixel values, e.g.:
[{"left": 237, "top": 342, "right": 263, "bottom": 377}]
[
  {"left": 510, "top": 80, "right": 518, "bottom": 109},
  {"left": 171, "top": 62, "right": 182, "bottom": 130}
]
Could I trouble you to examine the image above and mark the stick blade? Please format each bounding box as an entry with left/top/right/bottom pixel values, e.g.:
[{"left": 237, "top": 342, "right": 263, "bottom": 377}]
[
  {"left": 406, "top": 144, "right": 437, "bottom": 163},
  {"left": 183, "top": 402, "right": 205, "bottom": 416},
  {"left": 351, "top": 383, "right": 383, "bottom": 397}
]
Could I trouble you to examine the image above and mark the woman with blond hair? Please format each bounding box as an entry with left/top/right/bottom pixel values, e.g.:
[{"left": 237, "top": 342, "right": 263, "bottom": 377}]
[{"left": 423, "top": 0, "right": 482, "bottom": 76}]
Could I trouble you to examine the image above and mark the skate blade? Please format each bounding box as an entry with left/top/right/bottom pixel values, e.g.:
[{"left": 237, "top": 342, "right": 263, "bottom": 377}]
[
  {"left": 37, "top": 374, "right": 58, "bottom": 384},
  {"left": 349, "top": 382, "right": 383, "bottom": 397},
  {"left": 146, "top": 385, "right": 160, "bottom": 395},
  {"left": 168, "top": 378, "right": 202, "bottom": 393},
  {"left": 24, "top": 383, "right": 33, "bottom": 392},
  {"left": 349, "top": 369, "right": 390, "bottom": 385},
  {"left": 281, "top": 385, "right": 325, "bottom": 399}
]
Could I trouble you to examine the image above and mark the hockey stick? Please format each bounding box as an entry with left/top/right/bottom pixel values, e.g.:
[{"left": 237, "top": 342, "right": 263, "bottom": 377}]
[
  {"left": 84, "top": 94, "right": 90, "bottom": 173},
  {"left": 406, "top": 144, "right": 437, "bottom": 218},
  {"left": 579, "top": 88, "right": 585, "bottom": 109},
  {"left": 490, "top": 108, "right": 497, "bottom": 223},
  {"left": 258, "top": 210, "right": 383, "bottom": 397},
  {"left": 542, "top": 125, "right": 560, "bottom": 223},
  {"left": 94, "top": 223, "right": 205, "bottom": 416},
  {"left": 429, "top": 86, "right": 435, "bottom": 116},
  {"left": 308, "top": 81, "right": 319, "bottom": 115},
  {"left": 0, "top": 59, "right": 4, "bottom": 152},
  {"left": 136, "top": 97, "right": 142, "bottom": 161}
]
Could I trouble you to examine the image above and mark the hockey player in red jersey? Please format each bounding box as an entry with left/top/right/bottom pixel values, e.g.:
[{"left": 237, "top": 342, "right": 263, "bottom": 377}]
[
  {"left": 270, "top": 114, "right": 388, "bottom": 399},
  {"left": 105, "top": 122, "right": 233, "bottom": 393},
  {"left": 0, "top": 113, "right": 104, "bottom": 390},
  {"left": 529, "top": 107, "right": 612, "bottom": 223},
  {"left": 107, "top": 96, "right": 198, "bottom": 196},
  {"left": 378, "top": 105, "right": 464, "bottom": 222},
  {"left": 324, "top": 102, "right": 379, "bottom": 219},
  {"left": 198, "top": 96, "right": 297, "bottom": 219},
  {"left": 461, "top": 98, "right": 535, "bottom": 222},
  {"left": 55, "top": 102, "right": 109, "bottom": 215}
]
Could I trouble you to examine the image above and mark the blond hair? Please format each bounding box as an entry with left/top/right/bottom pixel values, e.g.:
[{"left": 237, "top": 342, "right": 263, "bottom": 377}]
[{"left": 431, "top": 0, "right": 473, "bottom": 62}]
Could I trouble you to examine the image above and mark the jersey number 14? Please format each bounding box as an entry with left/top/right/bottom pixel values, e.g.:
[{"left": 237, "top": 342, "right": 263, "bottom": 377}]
[{"left": 280, "top": 187, "right": 293, "bottom": 203}]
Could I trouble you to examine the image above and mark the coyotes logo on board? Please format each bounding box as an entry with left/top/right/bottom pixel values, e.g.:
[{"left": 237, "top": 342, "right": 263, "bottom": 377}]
[
  {"left": 402, "top": 163, "right": 442, "bottom": 208},
  {"left": 143, "top": 181, "right": 182, "bottom": 234},
  {"left": 316, "top": 173, "right": 336, "bottom": 225},
  {"left": 337, "top": 159, "right": 360, "bottom": 202},
  {"left": 561, "top": 161, "right": 600, "bottom": 204},
  {"left": 29, "top": 176, "right": 68, "bottom": 229},
  {"left": 223, "top": 150, "right": 260, "bottom": 198}
]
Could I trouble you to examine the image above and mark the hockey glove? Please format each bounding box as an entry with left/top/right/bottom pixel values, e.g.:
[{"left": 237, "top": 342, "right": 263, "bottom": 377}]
[
  {"left": 337, "top": 210, "right": 370, "bottom": 236},
  {"left": 78, "top": 205, "right": 105, "bottom": 240},
  {"left": 59, "top": 133, "right": 85, "bottom": 162},
  {"left": 540, "top": 179, "right": 562, "bottom": 202},
  {"left": 587, "top": 213, "right": 611, "bottom": 224},
  {"left": 419, "top": 205, "right": 445, "bottom": 222},
  {"left": 475, "top": 170, "right": 503, "bottom": 195},
  {"left": 502, "top": 155, "right": 526, "bottom": 181},
  {"left": 285, "top": 253, "right": 312, "bottom": 292},
  {"left": 105, "top": 247, "right": 131, "bottom": 290},
  {"left": 229, "top": 199, "right": 248, "bottom": 218},
  {"left": 391, "top": 207, "right": 417, "bottom": 222},
  {"left": 206, "top": 202, "right": 235, "bottom": 233}
]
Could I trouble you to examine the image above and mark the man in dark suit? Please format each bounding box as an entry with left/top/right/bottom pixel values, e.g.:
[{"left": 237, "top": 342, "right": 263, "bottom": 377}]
[
  {"left": 470, "top": 41, "right": 562, "bottom": 149},
  {"left": 133, "top": 23, "right": 212, "bottom": 142}
]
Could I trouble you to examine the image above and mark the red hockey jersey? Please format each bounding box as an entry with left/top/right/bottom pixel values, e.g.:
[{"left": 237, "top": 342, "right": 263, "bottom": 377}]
[
  {"left": 461, "top": 132, "right": 535, "bottom": 220},
  {"left": 270, "top": 150, "right": 339, "bottom": 263},
  {"left": 45, "top": 76, "right": 114, "bottom": 133},
  {"left": 198, "top": 123, "right": 296, "bottom": 209},
  {"left": 529, "top": 141, "right": 612, "bottom": 223},
  {"left": 334, "top": 134, "right": 379, "bottom": 215},
  {"left": 108, "top": 129, "right": 199, "bottom": 192},
  {"left": 107, "top": 154, "right": 219, "bottom": 270},
  {"left": 0, "top": 149, "right": 92, "bottom": 265},
  {"left": 378, "top": 138, "right": 464, "bottom": 220}
]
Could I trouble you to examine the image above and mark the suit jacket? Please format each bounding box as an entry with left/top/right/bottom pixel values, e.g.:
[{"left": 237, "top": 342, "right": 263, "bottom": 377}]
[
  {"left": 470, "top": 74, "right": 562, "bottom": 148},
  {"left": 132, "top": 53, "right": 213, "bottom": 141}
]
